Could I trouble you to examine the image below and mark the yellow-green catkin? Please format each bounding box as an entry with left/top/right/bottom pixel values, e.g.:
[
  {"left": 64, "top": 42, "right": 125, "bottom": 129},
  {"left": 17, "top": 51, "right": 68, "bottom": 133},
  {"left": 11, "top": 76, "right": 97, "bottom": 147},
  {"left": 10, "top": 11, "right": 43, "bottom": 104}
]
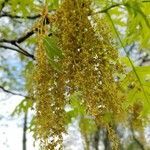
[
  {"left": 31, "top": 0, "right": 125, "bottom": 149},
  {"left": 32, "top": 6, "right": 65, "bottom": 150},
  {"left": 54, "top": 0, "right": 124, "bottom": 124},
  {"left": 53, "top": 0, "right": 124, "bottom": 149}
]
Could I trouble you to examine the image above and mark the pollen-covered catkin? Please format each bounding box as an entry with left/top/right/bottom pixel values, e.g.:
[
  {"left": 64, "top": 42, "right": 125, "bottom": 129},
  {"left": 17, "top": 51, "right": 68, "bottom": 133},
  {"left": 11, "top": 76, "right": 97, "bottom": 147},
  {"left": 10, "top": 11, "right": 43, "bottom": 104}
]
[
  {"left": 31, "top": 0, "right": 125, "bottom": 149},
  {"left": 54, "top": 0, "right": 124, "bottom": 125},
  {"left": 31, "top": 8, "right": 65, "bottom": 149}
]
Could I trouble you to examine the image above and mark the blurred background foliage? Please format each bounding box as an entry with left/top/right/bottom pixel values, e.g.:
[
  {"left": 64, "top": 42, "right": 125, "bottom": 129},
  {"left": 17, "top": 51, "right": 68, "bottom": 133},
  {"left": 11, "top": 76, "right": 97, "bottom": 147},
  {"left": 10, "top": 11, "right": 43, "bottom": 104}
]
[{"left": 0, "top": 0, "right": 150, "bottom": 150}]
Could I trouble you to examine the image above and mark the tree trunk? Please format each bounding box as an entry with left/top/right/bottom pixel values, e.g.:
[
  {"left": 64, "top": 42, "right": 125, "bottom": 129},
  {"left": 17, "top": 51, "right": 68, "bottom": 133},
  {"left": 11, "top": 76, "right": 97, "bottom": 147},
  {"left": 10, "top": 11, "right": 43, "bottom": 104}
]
[
  {"left": 93, "top": 129, "right": 100, "bottom": 150},
  {"left": 23, "top": 112, "right": 27, "bottom": 150},
  {"left": 104, "top": 130, "right": 111, "bottom": 150}
]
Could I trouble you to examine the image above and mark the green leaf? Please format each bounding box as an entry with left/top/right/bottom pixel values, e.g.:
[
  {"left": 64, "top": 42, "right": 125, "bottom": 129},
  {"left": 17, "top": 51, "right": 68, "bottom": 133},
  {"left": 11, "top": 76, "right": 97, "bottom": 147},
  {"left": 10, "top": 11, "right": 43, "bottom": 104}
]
[
  {"left": 122, "top": 66, "right": 150, "bottom": 116},
  {"left": 28, "top": 117, "right": 36, "bottom": 132},
  {"left": 48, "top": 0, "right": 59, "bottom": 9},
  {"left": 66, "top": 92, "right": 85, "bottom": 124},
  {"left": 135, "top": 66, "right": 150, "bottom": 86},
  {"left": 11, "top": 98, "right": 33, "bottom": 116},
  {"left": 127, "top": 141, "right": 143, "bottom": 150},
  {"left": 79, "top": 117, "right": 97, "bottom": 134},
  {"left": 70, "top": 91, "right": 85, "bottom": 115},
  {"left": 9, "top": 0, "right": 35, "bottom": 17},
  {"left": 103, "top": 112, "right": 113, "bottom": 123},
  {"left": 124, "top": 0, "right": 150, "bottom": 49},
  {"left": 66, "top": 110, "right": 78, "bottom": 124},
  {"left": 43, "top": 36, "right": 64, "bottom": 72},
  {"left": 119, "top": 56, "right": 133, "bottom": 67},
  {"left": 49, "top": 60, "right": 62, "bottom": 72},
  {"left": 43, "top": 36, "right": 63, "bottom": 59}
]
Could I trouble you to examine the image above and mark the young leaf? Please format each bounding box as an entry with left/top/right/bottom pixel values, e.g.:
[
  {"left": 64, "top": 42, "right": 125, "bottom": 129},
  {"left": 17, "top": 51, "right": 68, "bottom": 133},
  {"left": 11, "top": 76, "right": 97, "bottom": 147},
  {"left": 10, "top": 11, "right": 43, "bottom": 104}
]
[
  {"left": 122, "top": 66, "right": 150, "bottom": 116},
  {"left": 11, "top": 98, "right": 33, "bottom": 116},
  {"left": 43, "top": 36, "right": 63, "bottom": 59},
  {"left": 43, "top": 36, "right": 64, "bottom": 72},
  {"left": 79, "top": 116, "right": 97, "bottom": 134}
]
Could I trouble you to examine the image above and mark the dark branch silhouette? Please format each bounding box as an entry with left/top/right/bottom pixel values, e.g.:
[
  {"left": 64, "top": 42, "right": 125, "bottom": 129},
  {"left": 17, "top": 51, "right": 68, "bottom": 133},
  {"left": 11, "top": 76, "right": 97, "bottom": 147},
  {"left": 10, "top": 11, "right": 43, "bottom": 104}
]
[
  {"left": 0, "top": 12, "right": 40, "bottom": 19},
  {"left": 0, "top": 44, "right": 35, "bottom": 59},
  {"left": 0, "top": 30, "right": 35, "bottom": 44},
  {"left": 23, "top": 112, "right": 28, "bottom": 150},
  {"left": 0, "top": 85, "right": 28, "bottom": 97},
  {"left": 139, "top": 54, "right": 150, "bottom": 66},
  {"left": 93, "top": 1, "right": 150, "bottom": 15},
  {"left": 13, "top": 43, "right": 35, "bottom": 60},
  {"left": 0, "top": 30, "right": 36, "bottom": 60}
]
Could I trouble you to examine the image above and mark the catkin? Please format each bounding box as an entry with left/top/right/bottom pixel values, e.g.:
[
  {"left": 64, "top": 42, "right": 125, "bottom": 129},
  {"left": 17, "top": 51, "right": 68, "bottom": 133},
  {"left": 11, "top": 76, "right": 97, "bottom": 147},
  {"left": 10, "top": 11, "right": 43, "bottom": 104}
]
[{"left": 31, "top": 0, "right": 125, "bottom": 149}]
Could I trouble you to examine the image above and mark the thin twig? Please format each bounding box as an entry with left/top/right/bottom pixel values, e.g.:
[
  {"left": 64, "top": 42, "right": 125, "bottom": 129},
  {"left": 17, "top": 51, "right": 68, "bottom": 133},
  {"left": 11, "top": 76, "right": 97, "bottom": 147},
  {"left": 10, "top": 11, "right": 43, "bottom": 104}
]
[
  {"left": 0, "top": 30, "right": 35, "bottom": 44},
  {"left": 94, "top": 3, "right": 123, "bottom": 14},
  {"left": 0, "top": 44, "right": 35, "bottom": 59},
  {"left": 93, "top": 0, "right": 150, "bottom": 15},
  {"left": 0, "top": 85, "right": 27, "bottom": 97},
  {"left": 13, "top": 43, "right": 35, "bottom": 60},
  {"left": 23, "top": 112, "right": 27, "bottom": 150},
  {"left": 0, "top": 12, "right": 40, "bottom": 19}
]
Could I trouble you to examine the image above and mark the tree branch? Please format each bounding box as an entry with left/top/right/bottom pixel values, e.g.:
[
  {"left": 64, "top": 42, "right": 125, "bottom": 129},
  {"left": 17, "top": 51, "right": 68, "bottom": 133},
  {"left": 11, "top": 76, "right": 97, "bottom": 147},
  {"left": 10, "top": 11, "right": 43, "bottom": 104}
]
[
  {"left": 23, "top": 112, "right": 27, "bottom": 150},
  {"left": 0, "top": 12, "right": 41, "bottom": 19},
  {"left": 139, "top": 53, "right": 150, "bottom": 66},
  {"left": 93, "top": 128, "right": 100, "bottom": 150},
  {"left": 95, "top": 3, "right": 123, "bottom": 14},
  {"left": 93, "top": 0, "right": 150, "bottom": 15},
  {"left": 0, "top": 3, "right": 122, "bottom": 44},
  {"left": 17, "top": 30, "right": 35, "bottom": 44},
  {"left": 0, "top": 85, "right": 27, "bottom": 97},
  {"left": 0, "top": 29, "right": 35, "bottom": 44},
  {"left": 13, "top": 43, "right": 35, "bottom": 60},
  {"left": 0, "top": 44, "right": 35, "bottom": 59}
]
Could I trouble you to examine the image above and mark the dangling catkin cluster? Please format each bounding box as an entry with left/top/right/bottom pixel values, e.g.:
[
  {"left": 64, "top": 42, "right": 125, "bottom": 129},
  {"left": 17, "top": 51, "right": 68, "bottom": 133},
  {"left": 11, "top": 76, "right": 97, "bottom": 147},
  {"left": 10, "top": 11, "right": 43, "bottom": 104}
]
[
  {"left": 53, "top": 0, "right": 124, "bottom": 149},
  {"left": 32, "top": 7, "right": 65, "bottom": 150},
  {"left": 32, "top": 0, "right": 125, "bottom": 149},
  {"left": 54, "top": 0, "right": 124, "bottom": 126}
]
